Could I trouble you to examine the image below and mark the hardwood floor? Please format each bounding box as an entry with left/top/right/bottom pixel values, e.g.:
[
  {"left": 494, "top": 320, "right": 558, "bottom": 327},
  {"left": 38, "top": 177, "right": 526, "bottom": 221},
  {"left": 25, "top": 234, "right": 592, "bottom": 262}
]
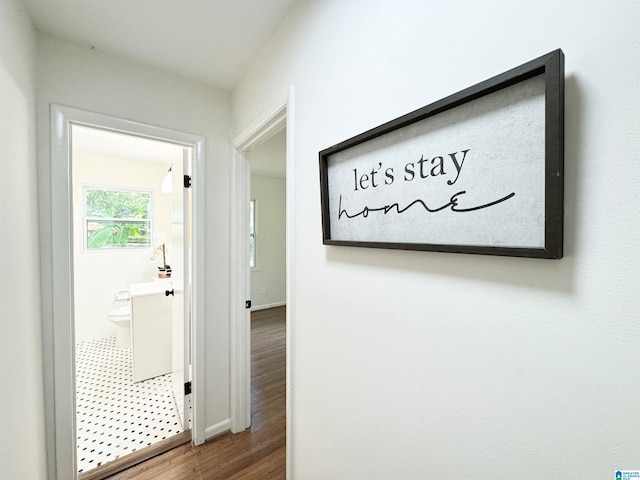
[{"left": 107, "top": 306, "right": 286, "bottom": 480}]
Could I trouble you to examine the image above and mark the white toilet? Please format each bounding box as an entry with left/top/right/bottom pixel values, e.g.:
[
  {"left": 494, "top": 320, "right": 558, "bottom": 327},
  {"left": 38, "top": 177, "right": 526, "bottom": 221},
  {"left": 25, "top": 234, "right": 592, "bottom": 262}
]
[{"left": 108, "top": 290, "right": 132, "bottom": 349}]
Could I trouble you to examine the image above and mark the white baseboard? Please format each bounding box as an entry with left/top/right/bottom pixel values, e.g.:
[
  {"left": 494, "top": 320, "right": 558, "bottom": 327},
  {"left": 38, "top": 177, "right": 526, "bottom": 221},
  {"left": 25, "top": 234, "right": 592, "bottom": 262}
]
[
  {"left": 251, "top": 301, "right": 286, "bottom": 312},
  {"left": 205, "top": 418, "right": 231, "bottom": 440}
]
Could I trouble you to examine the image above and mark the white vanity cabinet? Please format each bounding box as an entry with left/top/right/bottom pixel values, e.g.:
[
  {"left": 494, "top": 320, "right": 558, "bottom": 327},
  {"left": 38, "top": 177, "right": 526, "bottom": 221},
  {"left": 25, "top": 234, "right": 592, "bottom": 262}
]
[{"left": 130, "top": 281, "right": 172, "bottom": 382}]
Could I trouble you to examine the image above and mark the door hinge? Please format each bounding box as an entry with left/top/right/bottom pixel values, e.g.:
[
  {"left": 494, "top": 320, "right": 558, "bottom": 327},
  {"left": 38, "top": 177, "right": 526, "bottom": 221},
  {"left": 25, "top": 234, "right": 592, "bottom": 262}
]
[
  {"left": 184, "top": 175, "right": 192, "bottom": 188},
  {"left": 245, "top": 300, "right": 252, "bottom": 309},
  {"left": 184, "top": 381, "right": 192, "bottom": 395}
]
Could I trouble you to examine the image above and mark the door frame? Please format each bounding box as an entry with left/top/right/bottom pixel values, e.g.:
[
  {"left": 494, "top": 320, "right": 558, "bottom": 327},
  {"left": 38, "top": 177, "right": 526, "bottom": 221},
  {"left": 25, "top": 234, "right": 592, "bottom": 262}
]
[
  {"left": 46, "top": 105, "right": 206, "bottom": 479},
  {"left": 229, "top": 86, "right": 295, "bottom": 478}
]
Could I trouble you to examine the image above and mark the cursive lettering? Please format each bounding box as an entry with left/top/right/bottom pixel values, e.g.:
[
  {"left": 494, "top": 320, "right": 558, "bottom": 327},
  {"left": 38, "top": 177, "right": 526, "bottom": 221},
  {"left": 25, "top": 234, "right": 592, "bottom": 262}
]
[{"left": 338, "top": 190, "right": 515, "bottom": 220}]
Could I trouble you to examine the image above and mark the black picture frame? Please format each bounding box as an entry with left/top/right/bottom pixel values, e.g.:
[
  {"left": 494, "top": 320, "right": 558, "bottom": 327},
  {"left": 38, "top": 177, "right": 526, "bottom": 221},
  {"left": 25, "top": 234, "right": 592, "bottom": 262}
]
[{"left": 319, "top": 49, "right": 564, "bottom": 259}]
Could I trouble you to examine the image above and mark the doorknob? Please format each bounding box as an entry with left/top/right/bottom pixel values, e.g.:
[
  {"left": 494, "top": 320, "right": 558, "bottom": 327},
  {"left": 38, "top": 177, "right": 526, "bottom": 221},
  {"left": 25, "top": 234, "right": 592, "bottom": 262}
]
[{"left": 165, "top": 289, "right": 174, "bottom": 296}]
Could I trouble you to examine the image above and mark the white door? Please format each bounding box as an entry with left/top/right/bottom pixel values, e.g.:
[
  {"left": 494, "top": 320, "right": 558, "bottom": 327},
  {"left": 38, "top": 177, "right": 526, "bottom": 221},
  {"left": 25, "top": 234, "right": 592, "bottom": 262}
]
[{"left": 170, "top": 148, "right": 192, "bottom": 429}]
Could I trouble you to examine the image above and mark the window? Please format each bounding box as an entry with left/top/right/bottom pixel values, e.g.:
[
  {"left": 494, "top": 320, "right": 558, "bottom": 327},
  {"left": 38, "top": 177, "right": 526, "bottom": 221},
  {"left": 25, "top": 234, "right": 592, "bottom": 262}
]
[
  {"left": 84, "top": 187, "right": 152, "bottom": 250},
  {"left": 249, "top": 199, "right": 257, "bottom": 268}
]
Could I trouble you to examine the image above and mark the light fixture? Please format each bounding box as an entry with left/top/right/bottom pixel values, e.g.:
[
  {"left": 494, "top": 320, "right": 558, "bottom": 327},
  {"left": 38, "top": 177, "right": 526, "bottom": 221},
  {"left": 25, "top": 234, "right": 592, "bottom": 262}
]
[{"left": 160, "top": 165, "right": 173, "bottom": 193}]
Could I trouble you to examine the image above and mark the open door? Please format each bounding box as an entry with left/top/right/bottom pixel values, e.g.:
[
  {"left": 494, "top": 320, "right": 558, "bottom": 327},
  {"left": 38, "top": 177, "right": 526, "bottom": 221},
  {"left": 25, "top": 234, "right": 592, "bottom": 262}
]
[{"left": 170, "top": 147, "right": 192, "bottom": 430}]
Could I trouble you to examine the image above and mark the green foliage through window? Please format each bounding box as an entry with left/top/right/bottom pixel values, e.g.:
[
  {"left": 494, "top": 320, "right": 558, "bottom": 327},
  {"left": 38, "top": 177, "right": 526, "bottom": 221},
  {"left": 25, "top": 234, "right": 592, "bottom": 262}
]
[{"left": 85, "top": 188, "right": 152, "bottom": 249}]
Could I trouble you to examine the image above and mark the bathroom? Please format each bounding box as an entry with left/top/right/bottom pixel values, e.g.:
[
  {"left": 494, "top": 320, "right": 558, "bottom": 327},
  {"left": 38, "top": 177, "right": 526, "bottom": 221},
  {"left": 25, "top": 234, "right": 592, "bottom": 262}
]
[{"left": 71, "top": 125, "right": 190, "bottom": 474}]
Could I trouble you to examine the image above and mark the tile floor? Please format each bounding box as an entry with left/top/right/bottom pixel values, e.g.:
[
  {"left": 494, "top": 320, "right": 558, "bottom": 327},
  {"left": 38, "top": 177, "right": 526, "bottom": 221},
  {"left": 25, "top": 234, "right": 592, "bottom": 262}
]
[{"left": 75, "top": 337, "right": 183, "bottom": 474}]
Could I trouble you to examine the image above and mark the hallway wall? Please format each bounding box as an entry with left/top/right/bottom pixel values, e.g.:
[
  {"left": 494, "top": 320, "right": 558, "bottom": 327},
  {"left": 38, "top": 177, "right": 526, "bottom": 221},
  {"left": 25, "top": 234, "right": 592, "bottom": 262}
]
[
  {"left": 0, "top": 0, "right": 46, "bottom": 479},
  {"left": 250, "top": 174, "right": 286, "bottom": 309},
  {"left": 232, "top": 1, "right": 640, "bottom": 478}
]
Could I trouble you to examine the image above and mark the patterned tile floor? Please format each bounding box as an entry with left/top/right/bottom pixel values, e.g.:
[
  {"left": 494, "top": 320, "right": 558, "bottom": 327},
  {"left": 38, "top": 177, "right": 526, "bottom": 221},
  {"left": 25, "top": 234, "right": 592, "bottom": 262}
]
[{"left": 75, "top": 337, "right": 183, "bottom": 474}]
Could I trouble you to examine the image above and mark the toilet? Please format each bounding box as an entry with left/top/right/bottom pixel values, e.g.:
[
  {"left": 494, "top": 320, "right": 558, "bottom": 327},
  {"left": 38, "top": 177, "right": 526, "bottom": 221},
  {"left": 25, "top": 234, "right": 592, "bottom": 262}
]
[{"left": 108, "top": 290, "right": 132, "bottom": 349}]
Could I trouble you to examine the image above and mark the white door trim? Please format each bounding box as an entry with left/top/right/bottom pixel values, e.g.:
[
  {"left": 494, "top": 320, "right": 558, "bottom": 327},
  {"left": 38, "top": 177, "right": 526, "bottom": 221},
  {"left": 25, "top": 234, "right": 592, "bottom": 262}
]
[
  {"left": 229, "top": 86, "right": 295, "bottom": 479},
  {"left": 46, "top": 105, "right": 206, "bottom": 479},
  {"left": 229, "top": 146, "right": 251, "bottom": 432}
]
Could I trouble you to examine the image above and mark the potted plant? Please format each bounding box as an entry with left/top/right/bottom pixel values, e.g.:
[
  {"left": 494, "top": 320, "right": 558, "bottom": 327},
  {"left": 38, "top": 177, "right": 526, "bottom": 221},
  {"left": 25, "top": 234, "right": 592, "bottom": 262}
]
[
  {"left": 158, "top": 263, "right": 172, "bottom": 278},
  {"left": 150, "top": 231, "right": 171, "bottom": 278}
]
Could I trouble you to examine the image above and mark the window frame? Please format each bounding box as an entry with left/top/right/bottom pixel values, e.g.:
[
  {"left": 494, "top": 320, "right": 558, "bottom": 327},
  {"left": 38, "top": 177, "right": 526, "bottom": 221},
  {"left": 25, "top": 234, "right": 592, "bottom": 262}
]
[
  {"left": 249, "top": 198, "right": 257, "bottom": 270},
  {"left": 82, "top": 185, "right": 154, "bottom": 252}
]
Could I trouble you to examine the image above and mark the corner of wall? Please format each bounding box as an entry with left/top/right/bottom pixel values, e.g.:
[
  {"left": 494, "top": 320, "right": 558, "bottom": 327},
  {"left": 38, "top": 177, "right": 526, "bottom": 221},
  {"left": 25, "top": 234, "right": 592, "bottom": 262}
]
[{"left": 0, "top": 1, "right": 47, "bottom": 479}]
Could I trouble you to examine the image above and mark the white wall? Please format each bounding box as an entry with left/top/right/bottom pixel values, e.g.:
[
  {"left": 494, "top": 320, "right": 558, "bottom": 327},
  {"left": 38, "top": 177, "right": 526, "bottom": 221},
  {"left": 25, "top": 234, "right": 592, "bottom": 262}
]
[
  {"left": 73, "top": 155, "right": 174, "bottom": 343},
  {"left": 0, "top": 1, "right": 47, "bottom": 479},
  {"left": 250, "top": 174, "right": 286, "bottom": 309},
  {"left": 36, "top": 35, "right": 232, "bottom": 444},
  {"left": 233, "top": 1, "right": 640, "bottom": 478}
]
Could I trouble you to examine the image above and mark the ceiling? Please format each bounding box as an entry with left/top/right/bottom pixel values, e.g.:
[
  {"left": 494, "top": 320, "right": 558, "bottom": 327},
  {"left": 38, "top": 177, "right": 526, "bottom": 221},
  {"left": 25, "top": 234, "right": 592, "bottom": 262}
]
[
  {"left": 24, "top": 0, "right": 297, "bottom": 91},
  {"left": 72, "top": 125, "right": 184, "bottom": 167}
]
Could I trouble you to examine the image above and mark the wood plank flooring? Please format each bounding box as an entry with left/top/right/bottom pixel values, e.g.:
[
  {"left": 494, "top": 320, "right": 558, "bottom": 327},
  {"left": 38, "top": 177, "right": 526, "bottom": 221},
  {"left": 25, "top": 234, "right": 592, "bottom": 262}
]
[{"left": 107, "top": 306, "right": 286, "bottom": 480}]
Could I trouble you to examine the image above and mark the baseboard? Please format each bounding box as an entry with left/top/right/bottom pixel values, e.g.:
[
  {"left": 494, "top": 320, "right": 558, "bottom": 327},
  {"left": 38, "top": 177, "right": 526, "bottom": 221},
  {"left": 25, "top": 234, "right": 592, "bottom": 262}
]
[
  {"left": 205, "top": 418, "right": 231, "bottom": 440},
  {"left": 251, "top": 301, "right": 286, "bottom": 312}
]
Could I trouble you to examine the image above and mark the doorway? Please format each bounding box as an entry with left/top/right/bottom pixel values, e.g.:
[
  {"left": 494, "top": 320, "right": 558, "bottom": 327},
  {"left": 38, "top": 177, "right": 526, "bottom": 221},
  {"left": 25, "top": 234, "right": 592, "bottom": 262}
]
[
  {"left": 230, "top": 87, "right": 294, "bottom": 479},
  {"left": 246, "top": 129, "right": 286, "bottom": 312},
  {"left": 48, "top": 105, "right": 206, "bottom": 480},
  {"left": 71, "top": 125, "right": 190, "bottom": 476}
]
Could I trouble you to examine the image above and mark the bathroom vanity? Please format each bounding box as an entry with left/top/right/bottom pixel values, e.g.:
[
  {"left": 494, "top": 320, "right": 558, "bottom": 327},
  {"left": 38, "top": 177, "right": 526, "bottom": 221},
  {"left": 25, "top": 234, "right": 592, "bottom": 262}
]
[{"left": 130, "top": 280, "right": 173, "bottom": 382}]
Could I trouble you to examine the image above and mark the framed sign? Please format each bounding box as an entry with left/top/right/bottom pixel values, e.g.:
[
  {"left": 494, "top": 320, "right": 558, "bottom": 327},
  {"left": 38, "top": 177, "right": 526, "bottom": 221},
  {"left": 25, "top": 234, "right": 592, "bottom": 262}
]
[{"left": 319, "top": 49, "right": 564, "bottom": 259}]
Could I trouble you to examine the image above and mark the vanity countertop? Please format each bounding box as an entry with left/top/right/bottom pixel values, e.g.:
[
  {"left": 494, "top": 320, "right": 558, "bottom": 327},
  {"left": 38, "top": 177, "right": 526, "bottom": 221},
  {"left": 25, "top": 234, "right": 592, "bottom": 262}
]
[{"left": 130, "top": 279, "right": 172, "bottom": 298}]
